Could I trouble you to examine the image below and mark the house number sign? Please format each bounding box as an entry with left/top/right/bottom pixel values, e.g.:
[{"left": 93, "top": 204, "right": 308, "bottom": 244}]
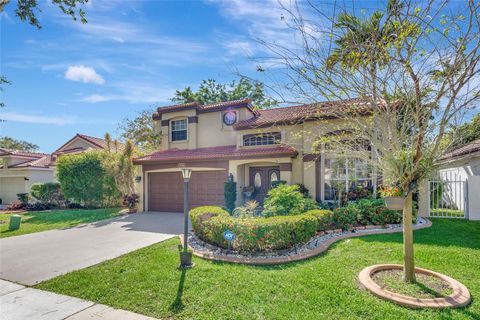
[{"left": 223, "top": 230, "right": 235, "bottom": 251}]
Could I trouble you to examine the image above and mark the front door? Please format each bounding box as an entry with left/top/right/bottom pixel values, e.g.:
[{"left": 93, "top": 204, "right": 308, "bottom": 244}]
[{"left": 249, "top": 166, "right": 280, "bottom": 204}]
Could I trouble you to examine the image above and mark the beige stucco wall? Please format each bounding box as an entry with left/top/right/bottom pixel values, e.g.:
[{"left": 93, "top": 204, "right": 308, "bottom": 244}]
[
  {"left": 0, "top": 168, "right": 55, "bottom": 204},
  {"left": 0, "top": 176, "right": 26, "bottom": 204},
  {"left": 197, "top": 112, "right": 237, "bottom": 148},
  {"left": 59, "top": 138, "right": 97, "bottom": 151},
  {"left": 156, "top": 107, "right": 255, "bottom": 151}
]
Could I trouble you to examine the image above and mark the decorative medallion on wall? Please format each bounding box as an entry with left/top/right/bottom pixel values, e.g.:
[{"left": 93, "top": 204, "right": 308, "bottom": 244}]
[{"left": 223, "top": 111, "right": 237, "bottom": 125}]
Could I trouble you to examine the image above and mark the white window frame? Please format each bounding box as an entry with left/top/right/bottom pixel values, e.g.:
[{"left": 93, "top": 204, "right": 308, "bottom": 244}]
[
  {"left": 321, "top": 155, "right": 374, "bottom": 201},
  {"left": 170, "top": 118, "right": 188, "bottom": 142},
  {"left": 242, "top": 132, "right": 281, "bottom": 147}
]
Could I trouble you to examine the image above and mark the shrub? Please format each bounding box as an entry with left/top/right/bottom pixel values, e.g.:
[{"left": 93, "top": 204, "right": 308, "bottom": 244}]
[
  {"left": 25, "top": 202, "right": 52, "bottom": 211},
  {"left": 17, "top": 193, "right": 29, "bottom": 205},
  {"left": 30, "top": 182, "right": 64, "bottom": 207},
  {"left": 263, "top": 184, "right": 317, "bottom": 217},
  {"left": 232, "top": 200, "right": 260, "bottom": 218},
  {"left": 331, "top": 207, "right": 358, "bottom": 230},
  {"left": 294, "top": 184, "right": 310, "bottom": 197},
  {"left": 271, "top": 180, "right": 287, "bottom": 188},
  {"left": 347, "top": 198, "right": 402, "bottom": 226},
  {"left": 224, "top": 178, "right": 237, "bottom": 213},
  {"left": 67, "top": 202, "right": 84, "bottom": 209},
  {"left": 6, "top": 201, "right": 25, "bottom": 211},
  {"left": 122, "top": 193, "right": 139, "bottom": 209},
  {"left": 190, "top": 206, "right": 230, "bottom": 240},
  {"left": 190, "top": 206, "right": 332, "bottom": 252},
  {"left": 56, "top": 151, "right": 120, "bottom": 207}
]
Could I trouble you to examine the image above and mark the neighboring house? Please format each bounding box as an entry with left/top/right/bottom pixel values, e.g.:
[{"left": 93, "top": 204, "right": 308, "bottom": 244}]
[
  {"left": 437, "top": 139, "right": 480, "bottom": 180},
  {"left": 0, "top": 134, "right": 114, "bottom": 204},
  {"left": 133, "top": 98, "right": 378, "bottom": 212}
]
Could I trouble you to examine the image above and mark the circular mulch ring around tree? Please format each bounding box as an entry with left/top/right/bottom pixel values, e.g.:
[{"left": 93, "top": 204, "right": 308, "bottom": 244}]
[{"left": 358, "top": 264, "right": 471, "bottom": 308}]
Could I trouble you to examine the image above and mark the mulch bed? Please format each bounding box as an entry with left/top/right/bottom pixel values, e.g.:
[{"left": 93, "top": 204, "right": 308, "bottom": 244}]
[{"left": 372, "top": 269, "right": 453, "bottom": 299}]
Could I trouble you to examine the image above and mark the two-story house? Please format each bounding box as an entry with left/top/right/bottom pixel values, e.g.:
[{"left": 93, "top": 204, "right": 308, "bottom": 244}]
[{"left": 133, "top": 98, "right": 377, "bottom": 212}]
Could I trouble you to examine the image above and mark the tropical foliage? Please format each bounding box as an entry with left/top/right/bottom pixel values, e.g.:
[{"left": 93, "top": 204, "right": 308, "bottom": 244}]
[{"left": 263, "top": 184, "right": 318, "bottom": 217}]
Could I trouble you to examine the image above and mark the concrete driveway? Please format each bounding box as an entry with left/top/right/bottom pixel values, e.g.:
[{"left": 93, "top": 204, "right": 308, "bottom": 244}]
[{"left": 0, "top": 212, "right": 183, "bottom": 285}]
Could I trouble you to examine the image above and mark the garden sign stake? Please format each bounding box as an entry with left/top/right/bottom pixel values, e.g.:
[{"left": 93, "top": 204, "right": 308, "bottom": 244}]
[{"left": 223, "top": 230, "right": 235, "bottom": 252}]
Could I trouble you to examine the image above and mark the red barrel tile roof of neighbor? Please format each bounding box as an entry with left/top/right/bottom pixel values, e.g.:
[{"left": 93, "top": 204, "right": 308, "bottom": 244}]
[
  {"left": 0, "top": 148, "right": 48, "bottom": 159},
  {"left": 133, "top": 145, "right": 298, "bottom": 163},
  {"left": 439, "top": 139, "right": 480, "bottom": 161},
  {"left": 8, "top": 155, "right": 53, "bottom": 168}
]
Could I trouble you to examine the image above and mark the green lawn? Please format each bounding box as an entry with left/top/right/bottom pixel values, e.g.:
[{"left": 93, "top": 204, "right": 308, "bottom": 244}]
[
  {"left": 36, "top": 219, "right": 480, "bottom": 320},
  {"left": 0, "top": 208, "right": 123, "bottom": 238}
]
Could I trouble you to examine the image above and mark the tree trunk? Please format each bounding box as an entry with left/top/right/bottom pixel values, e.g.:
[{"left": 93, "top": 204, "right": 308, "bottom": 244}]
[{"left": 403, "top": 192, "right": 416, "bottom": 283}]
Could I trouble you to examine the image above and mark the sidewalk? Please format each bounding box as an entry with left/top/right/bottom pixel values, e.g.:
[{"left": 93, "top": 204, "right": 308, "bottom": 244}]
[{"left": 0, "top": 279, "right": 157, "bottom": 320}]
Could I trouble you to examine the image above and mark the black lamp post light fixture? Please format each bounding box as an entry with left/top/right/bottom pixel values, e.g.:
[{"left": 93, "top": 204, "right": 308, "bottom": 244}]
[{"left": 179, "top": 168, "right": 193, "bottom": 269}]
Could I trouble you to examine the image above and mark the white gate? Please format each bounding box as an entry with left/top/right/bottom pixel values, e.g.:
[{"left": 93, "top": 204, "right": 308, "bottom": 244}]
[{"left": 428, "top": 179, "right": 467, "bottom": 219}]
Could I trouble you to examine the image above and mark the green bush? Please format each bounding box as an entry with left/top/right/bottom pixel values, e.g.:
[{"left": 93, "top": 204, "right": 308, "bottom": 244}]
[
  {"left": 224, "top": 179, "right": 237, "bottom": 213},
  {"left": 190, "top": 206, "right": 332, "bottom": 252},
  {"left": 271, "top": 180, "right": 287, "bottom": 188},
  {"left": 263, "top": 184, "right": 318, "bottom": 217},
  {"left": 347, "top": 198, "right": 402, "bottom": 226},
  {"left": 331, "top": 207, "right": 358, "bottom": 230},
  {"left": 56, "top": 151, "right": 120, "bottom": 207},
  {"left": 30, "top": 182, "right": 64, "bottom": 207},
  {"left": 17, "top": 193, "right": 29, "bottom": 204},
  {"left": 190, "top": 206, "right": 230, "bottom": 240}
]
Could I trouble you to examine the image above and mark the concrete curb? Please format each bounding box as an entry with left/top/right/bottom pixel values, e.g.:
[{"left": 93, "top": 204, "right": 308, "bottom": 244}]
[
  {"left": 181, "top": 218, "right": 432, "bottom": 265},
  {"left": 358, "top": 264, "right": 471, "bottom": 309}
]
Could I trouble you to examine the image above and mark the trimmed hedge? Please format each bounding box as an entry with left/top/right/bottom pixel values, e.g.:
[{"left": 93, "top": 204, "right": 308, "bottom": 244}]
[{"left": 190, "top": 206, "right": 332, "bottom": 253}]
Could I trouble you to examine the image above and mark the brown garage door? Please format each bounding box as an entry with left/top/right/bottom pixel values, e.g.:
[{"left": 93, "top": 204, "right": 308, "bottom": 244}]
[{"left": 148, "top": 171, "right": 227, "bottom": 212}]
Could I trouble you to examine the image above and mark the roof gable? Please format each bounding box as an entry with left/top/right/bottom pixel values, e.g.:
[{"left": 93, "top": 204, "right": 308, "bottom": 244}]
[{"left": 53, "top": 133, "right": 107, "bottom": 154}]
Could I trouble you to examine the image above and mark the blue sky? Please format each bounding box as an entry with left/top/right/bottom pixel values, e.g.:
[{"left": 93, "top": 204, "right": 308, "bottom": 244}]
[
  {"left": 1, "top": 0, "right": 299, "bottom": 152},
  {"left": 1, "top": 1, "right": 477, "bottom": 153}
]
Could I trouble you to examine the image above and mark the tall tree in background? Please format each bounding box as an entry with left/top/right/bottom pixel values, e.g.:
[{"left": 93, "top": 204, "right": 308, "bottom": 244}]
[
  {"left": 117, "top": 108, "right": 160, "bottom": 153},
  {"left": 0, "top": 136, "right": 39, "bottom": 152},
  {"left": 444, "top": 114, "right": 480, "bottom": 149},
  {"left": 261, "top": 0, "right": 479, "bottom": 282},
  {"left": 118, "top": 78, "right": 275, "bottom": 151},
  {"left": 172, "top": 78, "right": 277, "bottom": 109}
]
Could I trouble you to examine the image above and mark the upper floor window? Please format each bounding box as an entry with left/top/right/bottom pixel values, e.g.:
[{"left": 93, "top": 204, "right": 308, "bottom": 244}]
[
  {"left": 170, "top": 119, "right": 188, "bottom": 142},
  {"left": 243, "top": 132, "right": 281, "bottom": 146}
]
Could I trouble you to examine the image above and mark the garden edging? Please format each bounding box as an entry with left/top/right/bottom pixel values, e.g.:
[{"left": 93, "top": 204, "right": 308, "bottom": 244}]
[
  {"left": 358, "top": 264, "right": 471, "bottom": 308},
  {"left": 181, "top": 218, "right": 432, "bottom": 265}
]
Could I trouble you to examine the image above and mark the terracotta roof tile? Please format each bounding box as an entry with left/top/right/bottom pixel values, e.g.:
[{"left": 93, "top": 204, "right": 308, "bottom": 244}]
[
  {"left": 155, "top": 99, "right": 254, "bottom": 117},
  {"left": 134, "top": 145, "right": 297, "bottom": 164},
  {"left": 439, "top": 139, "right": 480, "bottom": 161},
  {"left": 8, "top": 155, "right": 52, "bottom": 168},
  {"left": 233, "top": 98, "right": 373, "bottom": 130},
  {"left": 0, "top": 148, "right": 48, "bottom": 159},
  {"left": 53, "top": 133, "right": 125, "bottom": 154}
]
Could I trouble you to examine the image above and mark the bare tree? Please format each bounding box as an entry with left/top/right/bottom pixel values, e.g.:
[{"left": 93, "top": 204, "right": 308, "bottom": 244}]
[{"left": 256, "top": 0, "right": 480, "bottom": 282}]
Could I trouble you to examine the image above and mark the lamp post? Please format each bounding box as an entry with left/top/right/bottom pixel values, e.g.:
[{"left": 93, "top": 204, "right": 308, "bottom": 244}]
[{"left": 180, "top": 168, "right": 193, "bottom": 268}]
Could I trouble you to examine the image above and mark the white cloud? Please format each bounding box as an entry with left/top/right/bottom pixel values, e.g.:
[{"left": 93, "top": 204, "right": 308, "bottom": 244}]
[
  {"left": 65, "top": 65, "right": 106, "bottom": 85},
  {"left": 2, "top": 112, "right": 76, "bottom": 126}
]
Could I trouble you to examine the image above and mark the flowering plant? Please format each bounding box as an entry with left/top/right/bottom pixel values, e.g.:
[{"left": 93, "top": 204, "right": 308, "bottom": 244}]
[
  {"left": 122, "top": 193, "right": 139, "bottom": 209},
  {"left": 378, "top": 185, "right": 404, "bottom": 197}
]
